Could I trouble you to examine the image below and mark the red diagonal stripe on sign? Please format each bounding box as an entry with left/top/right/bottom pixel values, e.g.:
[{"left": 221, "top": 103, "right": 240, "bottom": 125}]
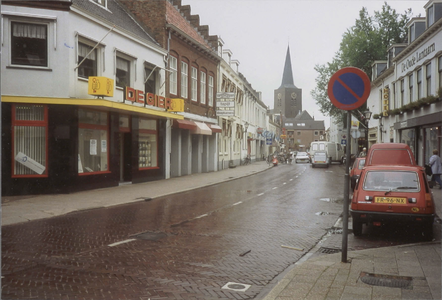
[{"left": 336, "top": 77, "right": 362, "bottom": 101}]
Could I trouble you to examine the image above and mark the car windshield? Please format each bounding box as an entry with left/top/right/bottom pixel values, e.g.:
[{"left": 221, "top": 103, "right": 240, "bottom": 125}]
[{"left": 363, "top": 171, "right": 419, "bottom": 192}]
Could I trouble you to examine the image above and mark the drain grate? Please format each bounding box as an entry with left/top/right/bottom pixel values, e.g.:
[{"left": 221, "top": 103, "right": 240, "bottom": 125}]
[
  {"left": 318, "top": 247, "right": 341, "bottom": 254},
  {"left": 360, "top": 272, "right": 412, "bottom": 288},
  {"left": 132, "top": 231, "right": 167, "bottom": 241},
  {"left": 222, "top": 282, "right": 251, "bottom": 292}
]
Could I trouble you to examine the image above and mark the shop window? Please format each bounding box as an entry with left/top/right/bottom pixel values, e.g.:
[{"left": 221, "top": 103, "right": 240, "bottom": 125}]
[
  {"left": 191, "top": 66, "right": 198, "bottom": 102},
  {"left": 11, "top": 22, "right": 48, "bottom": 67},
  {"left": 169, "top": 56, "right": 177, "bottom": 95},
  {"left": 116, "top": 55, "right": 130, "bottom": 89},
  {"left": 138, "top": 119, "right": 158, "bottom": 169},
  {"left": 208, "top": 75, "right": 214, "bottom": 106},
  {"left": 78, "top": 41, "right": 97, "bottom": 79},
  {"left": 78, "top": 109, "right": 109, "bottom": 174},
  {"left": 200, "top": 71, "right": 207, "bottom": 105},
  {"left": 12, "top": 104, "right": 48, "bottom": 177},
  {"left": 181, "top": 61, "right": 188, "bottom": 98}
]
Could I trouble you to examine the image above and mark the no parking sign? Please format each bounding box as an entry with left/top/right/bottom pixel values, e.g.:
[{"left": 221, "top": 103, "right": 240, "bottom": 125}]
[{"left": 327, "top": 67, "right": 370, "bottom": 110}]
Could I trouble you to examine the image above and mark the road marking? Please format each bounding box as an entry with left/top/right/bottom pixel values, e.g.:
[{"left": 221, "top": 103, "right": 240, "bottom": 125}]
[
  {"left": 108, "top": 239, "right": 136, "bottom": 247},
  {"left": 257, "top": 193, "right": 264, "bottom": 196},
  {"left": 232, "top": 201, "right": 242, "bottom": 206},
  {"left": 289, "top": 179, "right": 293, "bottom": 181},
  {"left": 283, "top": 182, "right": 287, "bottom": 185},
  {"left": 195, "top": 214, "right": 208, "bottom": 219},
  {"left": 272, "top": 187, "right": 278, "bottom": 190}
]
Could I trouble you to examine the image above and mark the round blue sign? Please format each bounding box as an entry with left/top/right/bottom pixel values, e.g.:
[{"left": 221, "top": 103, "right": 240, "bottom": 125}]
[{"left": 327, "top": 67, "right": 371, "bottom": 111}]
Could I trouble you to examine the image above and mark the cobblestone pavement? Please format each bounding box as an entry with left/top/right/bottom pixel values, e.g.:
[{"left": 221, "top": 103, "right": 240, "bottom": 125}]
[{"left": 2, "top": 164, "right": 346, "bottom": 300}]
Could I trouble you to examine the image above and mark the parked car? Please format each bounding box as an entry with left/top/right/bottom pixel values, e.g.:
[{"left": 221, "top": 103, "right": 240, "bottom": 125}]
[
  {"left": 365, "top": 143, "right": 416, "bottom": 166},
  {"left": 295, "top": 151, "right": 310, "bottom": 163},
  {"left": 311, "top": 151, "right": 329, "bottom": 168},
  {"left": 350, "top": 165, "right": 435, "bottom": 240},
  {"left": 350, "top": 157, "right": 365, "bottom": 190}
]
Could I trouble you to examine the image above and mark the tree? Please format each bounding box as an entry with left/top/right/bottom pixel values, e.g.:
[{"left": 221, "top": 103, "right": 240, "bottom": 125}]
[{"left": 311, "top": 2, "right": 413, "bottom": 125}]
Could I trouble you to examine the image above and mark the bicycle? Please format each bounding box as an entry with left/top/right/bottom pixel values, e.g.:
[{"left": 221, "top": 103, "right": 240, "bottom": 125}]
[{"left": 242, "top": 156, "right": 251, "bottom": 165}]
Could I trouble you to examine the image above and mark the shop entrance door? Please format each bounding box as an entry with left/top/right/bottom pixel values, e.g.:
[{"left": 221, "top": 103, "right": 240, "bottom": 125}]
[{"left": 119, "top": 132, "right": 132, "bottom": 183}]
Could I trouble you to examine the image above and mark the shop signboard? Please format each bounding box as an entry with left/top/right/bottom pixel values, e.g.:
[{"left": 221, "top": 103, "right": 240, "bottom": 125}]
[{"left": 216, "top": 92, "right": 235, "bottom": 116}]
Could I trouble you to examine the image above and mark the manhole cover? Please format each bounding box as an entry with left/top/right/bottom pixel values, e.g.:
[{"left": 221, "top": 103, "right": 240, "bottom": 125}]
[
  {"left": 318, "top": 247, "right": 341, "bottom": 254},
  {"left": 132, "top": 232, "right": 167, "bottom": 241},
  {"left": 221, "top": 282, "right": 251, "bottom": 292},
  {"left": 360, "top": 272, "right": 412, "bottom": 288}
]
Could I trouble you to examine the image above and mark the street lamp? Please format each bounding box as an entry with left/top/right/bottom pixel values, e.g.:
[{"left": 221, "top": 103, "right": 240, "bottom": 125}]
[{"left": 363, "top": 109, "right": 372, "bottom": 150}]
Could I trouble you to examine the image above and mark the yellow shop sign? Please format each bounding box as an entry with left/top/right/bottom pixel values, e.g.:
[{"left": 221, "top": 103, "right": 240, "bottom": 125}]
[{"left": 88, "top": 77, "right": 114, "bottom": 97}]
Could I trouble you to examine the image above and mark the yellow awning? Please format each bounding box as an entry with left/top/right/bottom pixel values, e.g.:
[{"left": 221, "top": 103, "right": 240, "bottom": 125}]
[{"left": 1, "top": 96, "right": 184, "bottom": 120}]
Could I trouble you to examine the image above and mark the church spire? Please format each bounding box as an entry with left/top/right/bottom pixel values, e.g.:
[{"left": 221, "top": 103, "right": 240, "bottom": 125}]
[{"left": 280, "top": 45, "right": 297, "bottom": 89}]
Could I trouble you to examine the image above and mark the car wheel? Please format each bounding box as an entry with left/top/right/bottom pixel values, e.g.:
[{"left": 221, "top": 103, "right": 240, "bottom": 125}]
[{"left": 352, "top": 219, "right": 363, "bottom": 236}]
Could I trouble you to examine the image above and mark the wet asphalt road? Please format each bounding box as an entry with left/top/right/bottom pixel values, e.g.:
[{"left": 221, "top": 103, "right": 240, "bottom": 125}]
[{"left": 1, "top": 162, "right": 423, "bottom": 299}]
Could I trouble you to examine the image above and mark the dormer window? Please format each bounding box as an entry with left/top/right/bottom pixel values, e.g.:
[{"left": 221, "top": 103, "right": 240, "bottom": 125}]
[
  {"left": 91, "top": 0, "right": 107, "bottom": 8},
  {"left": 426, "top": 2, "right": 442, "bottom": 28},
  {"left": 408, "top": 19, "right": 425, "bottom": 43}
]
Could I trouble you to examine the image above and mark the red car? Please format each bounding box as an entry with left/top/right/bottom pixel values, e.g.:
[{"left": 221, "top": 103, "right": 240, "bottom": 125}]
[
  {"left": 350, "top": 157, "right": 365, "bottom": 190},
  {"left": 365, "top": 143, "right": 416, "bottom": 166},
  {"left": 350, "top": 165, "right": 435, "bottom": 239}
]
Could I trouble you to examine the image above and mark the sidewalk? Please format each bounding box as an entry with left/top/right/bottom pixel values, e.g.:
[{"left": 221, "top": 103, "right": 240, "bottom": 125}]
[{"left": 2, "top": 161, "right": 441, "bottom": 299}]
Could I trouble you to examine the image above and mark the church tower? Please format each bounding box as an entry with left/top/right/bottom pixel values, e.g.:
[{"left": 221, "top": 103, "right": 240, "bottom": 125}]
[{"left": 274, "top": 46, "right": 302, "bottom": 118}]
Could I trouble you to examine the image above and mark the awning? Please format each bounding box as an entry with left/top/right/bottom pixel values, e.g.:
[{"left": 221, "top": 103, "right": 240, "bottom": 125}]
[
  {"left": 208, "top": 124, "right": 222, "bottom": 133},
  {"left": 192, "top": 121, "right": 212, "bottom": 135},
  {"left": 173, "top": 119, "right": 197, "bottom": 130}
]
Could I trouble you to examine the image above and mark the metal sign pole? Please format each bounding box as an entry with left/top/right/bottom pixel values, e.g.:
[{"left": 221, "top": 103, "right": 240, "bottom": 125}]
[{"left": 341, "top": 110, "right": 351, "bottom": 263}]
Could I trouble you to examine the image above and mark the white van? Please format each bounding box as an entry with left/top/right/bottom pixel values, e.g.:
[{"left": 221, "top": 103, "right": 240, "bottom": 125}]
[{"left": 309, "top": 141, "right": 344, "bottom": 164}]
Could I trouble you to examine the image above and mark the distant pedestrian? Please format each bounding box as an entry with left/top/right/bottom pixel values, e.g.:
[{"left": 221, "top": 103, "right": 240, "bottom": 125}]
[
  {"left": 429, "top": 149, "right": 442, "bottom": 189},
  {"left": 359, "top": 147, "right": 367, "bottom": 157}
]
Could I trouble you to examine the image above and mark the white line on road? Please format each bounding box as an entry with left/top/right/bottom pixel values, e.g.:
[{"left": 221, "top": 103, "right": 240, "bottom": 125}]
[
  {"left": 232, "top": 202, "right": 242, "bottom": 206},
  {"left": 195, "top": 214, "right": 208, "bottom": 218},
  {"left": 272, "top": 187, "right": 278, "bottom": 190},
  {"left": 257, "top": 193, "right": 264, "bottom": 196},
  {"left": 283, "top": 182, "right": 287, "bottom": 185},
  {"left": 108, "top": 239, "right": 136, "bottom": 247}
]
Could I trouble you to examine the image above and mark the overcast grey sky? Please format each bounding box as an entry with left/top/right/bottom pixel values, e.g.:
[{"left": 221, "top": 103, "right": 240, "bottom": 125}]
[{"left": 181, "top": 0, "right": 427, "bottom": 128}]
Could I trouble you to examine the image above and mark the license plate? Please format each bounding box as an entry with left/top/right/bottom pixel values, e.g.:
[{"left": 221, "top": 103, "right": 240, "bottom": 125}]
[{"left": 374, "top": 197, "right": 406, "bottom": 204}]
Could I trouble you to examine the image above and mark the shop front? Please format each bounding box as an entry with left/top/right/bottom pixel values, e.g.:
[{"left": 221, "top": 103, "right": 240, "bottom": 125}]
[
  {"left": 1, "top": 96, "right": 183, "bottom": 196},
  {"left": 395, "top": 111, "right": 442, "bottom": 166}
]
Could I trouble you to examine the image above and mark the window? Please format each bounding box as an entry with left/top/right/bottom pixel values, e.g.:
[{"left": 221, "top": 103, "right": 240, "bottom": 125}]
[
  {"left": 417, "top": 69, "right": 422, "bottom": 99},
  {"left": 208, "top": 75, "right": 214, "bottom": 106},
  {"left": 426, "top": 63, "right": 431, "bottom": 96},
  {"left": 181, "top": 61, "right": 188, "bottom": 98},
  {"left": 408, "top": 73, "right": 413, "bottom": 103},
  {"left": 144, "top": 65, "right": 157, "bottom": 94},
  {"left": 78, "top": 42, "right": 97, "bottom": 79},
  {"left": 12, "top": 104, "right": 48, "bottom": 177},
  {"left": 78, "top": 109, "right": 109, "bottom": 174},
  {"left": 191, "top": 67, "right": 198, "bottom": 101},
  {"left": 314, "top": 131, "right": 319, "bottom": 136},
  {"left": 428, "top": 5, "right": 434, "bottom": 27},
  {"left": 400, "top": 79, "right": 405, "bottom": 106},
  {"left": 116, "top": 56, "right": 130, "bottom": 88},
  {"left": 200, "top": 71, "right": 206, "bottom": 105},
  {"left": 92, "top": 0, "right": 107, "bottom": 7},
  {"left": 11, "top": 22, "right": 48, "bottom": 67},
  {"left": 438, "top": 56, "right": 442, "bottom": 88},
  {"left": 169, "top": 56, "right": 177, "bottom": 95},
  {"left": 138, "top": 119, "right": 158, "bottom": 169}
]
